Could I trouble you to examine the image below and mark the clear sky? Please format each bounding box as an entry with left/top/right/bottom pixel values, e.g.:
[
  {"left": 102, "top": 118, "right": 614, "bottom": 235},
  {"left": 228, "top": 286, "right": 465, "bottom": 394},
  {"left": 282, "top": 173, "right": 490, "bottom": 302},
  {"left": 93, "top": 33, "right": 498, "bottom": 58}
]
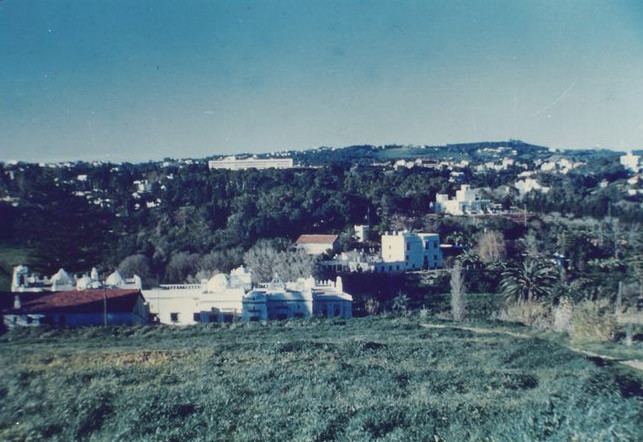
[{"left": 1, "top": 0, "right": 642, "bottom": 162}]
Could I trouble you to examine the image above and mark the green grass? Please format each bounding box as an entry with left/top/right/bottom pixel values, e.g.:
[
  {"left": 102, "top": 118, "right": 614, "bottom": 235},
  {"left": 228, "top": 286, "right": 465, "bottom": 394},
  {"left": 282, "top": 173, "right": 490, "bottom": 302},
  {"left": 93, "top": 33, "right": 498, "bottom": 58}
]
[
  {"left": 0, "top": 242, "right": 33, "bottom": 291},
  {"left": 0, "top": 316, "right": 642, "bottom": 441}
]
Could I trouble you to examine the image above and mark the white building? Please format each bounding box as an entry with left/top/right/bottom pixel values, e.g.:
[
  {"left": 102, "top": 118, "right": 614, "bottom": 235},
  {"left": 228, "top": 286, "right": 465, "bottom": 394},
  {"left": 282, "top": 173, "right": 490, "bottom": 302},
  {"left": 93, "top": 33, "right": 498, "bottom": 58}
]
[
  {"left": 380, "top": 231, "right": 443, "bottom": 271},
  {"left": 143, "top": 267, "right": 252, "bottom": 325},
  {"left": 242, "top": 276, "right": 352, "bottom": 321},
  {"left": 142, "top": 267, "right": 352, "bottom": 324},
  {"left": 296, "top": 234, "right": 339, "bottom": 255},
  {"left": 620, "top": 152, "right": 641, "bottom": 172},
  {"left": 11, "top": 265, "right": 142, "bottom": 292},
  {"left": 514, "top": 178, "right": 550, "bottom": 196},
  {"left": 435, "top": 185, "right": 491, "bottom": 215},
  {"left": 354, "top": 225, "right": 370, "bottom": 242},
  {"left": 208, "top": 156, "right": 294, "bottom": 170}
]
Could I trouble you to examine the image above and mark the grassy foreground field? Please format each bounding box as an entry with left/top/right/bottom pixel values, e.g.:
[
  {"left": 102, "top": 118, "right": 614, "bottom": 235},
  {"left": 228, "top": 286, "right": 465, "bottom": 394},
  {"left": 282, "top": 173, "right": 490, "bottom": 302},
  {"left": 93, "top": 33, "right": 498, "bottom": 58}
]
[{"left": 1, "top": 317, "right": 642, "bottom": 441}]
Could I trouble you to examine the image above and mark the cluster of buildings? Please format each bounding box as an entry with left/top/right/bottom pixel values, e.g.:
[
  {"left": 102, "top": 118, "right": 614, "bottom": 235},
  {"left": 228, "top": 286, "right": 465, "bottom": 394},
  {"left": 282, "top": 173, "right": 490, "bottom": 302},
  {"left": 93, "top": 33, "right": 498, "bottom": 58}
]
[
  {"left": 146, "top": 268, "right": 352, "bottom": 325},
  {"left": 317, "top": 231, "right": 444, "bottom": 274},
  {"left": 2, "top": 265, "right": 353, "bottom": 329}
]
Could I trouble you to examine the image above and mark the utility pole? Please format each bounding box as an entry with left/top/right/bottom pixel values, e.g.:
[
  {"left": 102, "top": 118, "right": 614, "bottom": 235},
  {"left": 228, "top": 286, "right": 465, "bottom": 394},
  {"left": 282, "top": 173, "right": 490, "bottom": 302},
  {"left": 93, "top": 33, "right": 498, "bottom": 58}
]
[{"left": 523, "top": 204, "right": 527, "bottom": 229}]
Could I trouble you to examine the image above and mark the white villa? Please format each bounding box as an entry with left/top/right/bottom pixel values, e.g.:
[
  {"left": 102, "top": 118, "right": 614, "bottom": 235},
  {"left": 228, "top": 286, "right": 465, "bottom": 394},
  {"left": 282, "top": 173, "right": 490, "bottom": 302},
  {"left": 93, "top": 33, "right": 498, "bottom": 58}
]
[
  {"left": 514, "top": 178, "right": 550, "bottom": 196},
  {"left": 380, "top": 231, "right": 443, "bottom": 271},
  {"left": 435, "top": 185, "right": 491, "bottom": 215},
  {"left": 620, "top": 152, "right": 641, "bottom": 172},
  {"left": 143, "top": 266, "right": 353, "bottom": 325},
  {"left": 208, "top": 156, "right": 294, "bottom": 170},
  {"left": 11, "top": 265, "right": 142, "bottom": 292}
]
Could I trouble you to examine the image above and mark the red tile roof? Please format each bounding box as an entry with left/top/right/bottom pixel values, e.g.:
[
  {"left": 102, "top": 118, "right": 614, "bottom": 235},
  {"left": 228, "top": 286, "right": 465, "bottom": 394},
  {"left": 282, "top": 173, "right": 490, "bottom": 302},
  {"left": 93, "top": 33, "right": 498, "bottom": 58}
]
[
  {"left": 296, "top": 234, "right": 339, "bottom": 244},
  {"left": 1, "top": 289, "right": 144, "bottom": 314}
]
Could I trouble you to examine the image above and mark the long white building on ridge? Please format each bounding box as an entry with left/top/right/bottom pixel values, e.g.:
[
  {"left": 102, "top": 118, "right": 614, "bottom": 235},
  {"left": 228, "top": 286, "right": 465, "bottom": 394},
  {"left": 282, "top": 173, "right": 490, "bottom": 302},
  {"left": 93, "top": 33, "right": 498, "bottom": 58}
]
[{"left": 208, "top": 156, "right": 294, "bottom": 170}]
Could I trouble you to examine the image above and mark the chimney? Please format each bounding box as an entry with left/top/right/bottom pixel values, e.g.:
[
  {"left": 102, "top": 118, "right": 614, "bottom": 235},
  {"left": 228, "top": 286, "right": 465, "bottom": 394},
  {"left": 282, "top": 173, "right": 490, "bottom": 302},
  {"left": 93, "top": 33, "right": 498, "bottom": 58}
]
[{"left": 13, "top": 294, "right": 21, "bottom": 310}]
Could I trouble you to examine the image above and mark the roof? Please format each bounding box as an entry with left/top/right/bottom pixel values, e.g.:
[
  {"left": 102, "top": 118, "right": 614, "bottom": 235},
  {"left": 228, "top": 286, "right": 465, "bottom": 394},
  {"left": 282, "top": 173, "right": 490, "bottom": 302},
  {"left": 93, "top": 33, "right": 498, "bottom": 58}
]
[
  {"left": 1, "top": 289, "right": 144, "bottom": 315},
  {"left": 296, "top": 234, "right": 339, "bottom": 244}
]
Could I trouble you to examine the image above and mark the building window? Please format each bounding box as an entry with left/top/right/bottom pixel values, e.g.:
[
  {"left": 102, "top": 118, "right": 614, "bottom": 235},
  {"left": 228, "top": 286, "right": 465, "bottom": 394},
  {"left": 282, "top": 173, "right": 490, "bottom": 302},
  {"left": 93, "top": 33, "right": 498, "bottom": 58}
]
[
  {"left": 425, "top": 242, "right": 430, "bottom": 250},
  {"left": 406, "top": 243, "right": 410, "bottom": 251},
  {"left": 193, "top": 313, "right": 200, "bottom": 322},
  {"left": 170, "top": 313, "right": 179, "bottom": 322}
]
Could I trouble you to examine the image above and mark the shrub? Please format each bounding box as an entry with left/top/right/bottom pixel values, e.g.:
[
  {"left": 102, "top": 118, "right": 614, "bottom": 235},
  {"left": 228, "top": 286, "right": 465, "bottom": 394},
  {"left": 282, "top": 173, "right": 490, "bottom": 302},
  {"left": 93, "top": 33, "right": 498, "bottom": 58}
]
[
  {"left": 392, "top": 293, "right": 409, "bottom": 316},
  {"left": 498, "top": 301, "right": 551, "bottom": 330},
  {"left": 570, "top": 299, "right": 617, "bottom": 344}
]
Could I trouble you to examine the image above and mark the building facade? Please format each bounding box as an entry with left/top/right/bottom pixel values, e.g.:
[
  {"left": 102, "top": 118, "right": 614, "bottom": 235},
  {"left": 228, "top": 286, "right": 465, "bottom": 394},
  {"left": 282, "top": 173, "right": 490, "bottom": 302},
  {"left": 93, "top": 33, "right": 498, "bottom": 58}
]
[
  {"left": 381, "top": 231, "right": 443, "bottom": 271},
  {"left": 435, "top": 185, "right": 491, "bottom": 215},
  {"left": 242, "top": 276, "right": 352, "bottom": 321},
  {"left": 208, "top": 156, "right": 294, "bottom": 170}
]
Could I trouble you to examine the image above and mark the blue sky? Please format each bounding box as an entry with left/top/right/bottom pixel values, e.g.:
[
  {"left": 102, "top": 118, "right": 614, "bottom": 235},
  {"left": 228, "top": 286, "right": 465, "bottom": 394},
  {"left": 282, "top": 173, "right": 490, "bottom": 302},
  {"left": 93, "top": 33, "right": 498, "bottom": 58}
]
[{"left": 1, "top": 0, "right": 643, "bottom": 162}]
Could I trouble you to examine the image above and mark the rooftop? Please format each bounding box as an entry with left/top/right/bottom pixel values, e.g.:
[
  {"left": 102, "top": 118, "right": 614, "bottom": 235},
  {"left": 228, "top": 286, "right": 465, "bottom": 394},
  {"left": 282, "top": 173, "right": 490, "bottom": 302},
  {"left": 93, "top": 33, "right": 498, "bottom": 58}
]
[
  {"left": 296, "top": 234, "right": 339, "bottom": 244},
  {"left": 2, "top": 289, "right": 144, "bottom": 314}
]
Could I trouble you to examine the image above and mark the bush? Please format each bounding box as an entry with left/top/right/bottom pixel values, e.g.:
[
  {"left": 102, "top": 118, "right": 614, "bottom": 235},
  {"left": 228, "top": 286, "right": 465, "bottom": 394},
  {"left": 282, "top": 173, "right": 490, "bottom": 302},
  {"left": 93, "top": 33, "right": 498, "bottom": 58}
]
[
  {"left": 497, "top": 301, "right": 551, "bottom": 330},
  {"left": 570, "top": 299, "right": 617, "bottom": 344}
]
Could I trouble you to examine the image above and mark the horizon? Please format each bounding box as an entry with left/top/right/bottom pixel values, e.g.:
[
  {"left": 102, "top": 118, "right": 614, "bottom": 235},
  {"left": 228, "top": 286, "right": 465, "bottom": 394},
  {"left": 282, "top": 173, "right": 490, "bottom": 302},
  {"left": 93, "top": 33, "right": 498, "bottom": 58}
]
[{"left": 2, "top": 0, "right": 643, "bottom": 162}]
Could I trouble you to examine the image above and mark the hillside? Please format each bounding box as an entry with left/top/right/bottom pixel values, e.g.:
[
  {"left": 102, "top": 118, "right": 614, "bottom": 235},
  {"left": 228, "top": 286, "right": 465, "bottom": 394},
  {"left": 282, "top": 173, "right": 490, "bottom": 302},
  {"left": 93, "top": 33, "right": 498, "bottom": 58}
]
[{"left": 1, "top": 316, "right": 641, "bottom": 441}]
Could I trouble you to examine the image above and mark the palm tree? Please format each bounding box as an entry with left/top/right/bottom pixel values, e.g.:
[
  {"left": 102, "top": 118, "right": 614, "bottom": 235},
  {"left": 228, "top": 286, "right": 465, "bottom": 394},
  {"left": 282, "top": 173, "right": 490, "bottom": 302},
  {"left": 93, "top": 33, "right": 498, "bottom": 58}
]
[{"left": 501, "top": 258, "right": 559, "bottom": 303}]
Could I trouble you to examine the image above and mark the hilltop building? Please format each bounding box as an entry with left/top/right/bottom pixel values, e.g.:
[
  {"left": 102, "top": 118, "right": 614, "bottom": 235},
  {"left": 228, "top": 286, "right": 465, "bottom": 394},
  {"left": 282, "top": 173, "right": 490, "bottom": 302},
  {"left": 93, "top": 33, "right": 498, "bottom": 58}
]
[
  {"left": 620, "top": 152, "right": 641, "bottom": 172},
  {"left": 296, "top": 234, "right": 339, "bottom": 255},
  {"left": 208, "top": 156, "right": 293, "bottom": 170},
  {"left": 435, "top": 185, "right": 491, "bottom": 215}
]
